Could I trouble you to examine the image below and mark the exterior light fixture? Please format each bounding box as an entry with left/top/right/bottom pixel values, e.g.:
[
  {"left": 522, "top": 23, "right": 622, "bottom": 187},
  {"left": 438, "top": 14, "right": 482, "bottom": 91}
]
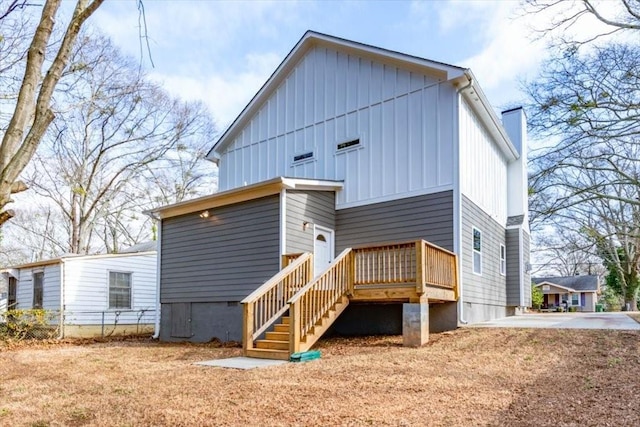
[{"left": 199, "top": 210, "right": 210, "bottom": 219}]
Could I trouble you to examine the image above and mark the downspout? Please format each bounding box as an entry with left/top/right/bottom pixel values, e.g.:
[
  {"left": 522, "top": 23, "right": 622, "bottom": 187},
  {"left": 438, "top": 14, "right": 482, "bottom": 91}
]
[
  {"left": 152, "top": 217, "right": 162, "bottom": 339},
  {"left": 58, "top": 259, "right": 65, "bottom": 339},
  {"left": 455, "top": 70, "right": 474, "bottom": 325}
]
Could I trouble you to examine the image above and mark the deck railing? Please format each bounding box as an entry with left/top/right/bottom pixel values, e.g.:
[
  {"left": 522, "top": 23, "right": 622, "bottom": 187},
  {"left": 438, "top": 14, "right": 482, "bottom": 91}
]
[
  {"left": 352, "top": 240, "right": 457, "bottom": 296},
  {"left": 288, "top": 248, "right": 353, "bottom": 353},
  {"left": 241, "top": 253, "right": 313, "bottom": 350},
  {"left": 422, "top": 240, "right": 458, "bottom": 297},
  {"left": 353, "top": 243, "right": 417, "bottom": 286}
]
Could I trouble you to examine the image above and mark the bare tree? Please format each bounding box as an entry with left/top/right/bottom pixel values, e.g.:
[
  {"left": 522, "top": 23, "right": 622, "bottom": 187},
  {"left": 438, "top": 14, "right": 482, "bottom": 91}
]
[
  {"left": 0, "top": 0, "right": 106, "bottom": 226},
  {"left": 525, "top": 0, "right": 640, "bottom": 46},
  {"left": 22, "top": 34, "right": 215, "bottom": 254},
  {"left": 527, "top": 44, "right": 640, "bottom": 308}
]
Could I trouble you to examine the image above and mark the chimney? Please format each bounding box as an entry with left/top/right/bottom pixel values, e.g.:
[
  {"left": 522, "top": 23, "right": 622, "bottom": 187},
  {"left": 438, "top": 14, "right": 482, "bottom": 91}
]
[{"left": 502, "top": 107, "right": 528, "bottom": 230}]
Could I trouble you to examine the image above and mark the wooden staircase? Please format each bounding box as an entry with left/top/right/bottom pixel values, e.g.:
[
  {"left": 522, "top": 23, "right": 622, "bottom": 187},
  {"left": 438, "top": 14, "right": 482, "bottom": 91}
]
[
  {"left": 246, "top": 316, "right": 291, "bottom": 360},
  {"left": 242, "top": 240, "right": 459, "bottom": 361},
  {"left": 246, "top": 293, "right": 350, "bottom": 360}
]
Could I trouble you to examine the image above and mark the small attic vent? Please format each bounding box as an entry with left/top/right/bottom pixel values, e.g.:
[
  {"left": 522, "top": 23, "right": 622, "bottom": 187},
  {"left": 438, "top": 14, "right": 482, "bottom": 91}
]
[
  {"left": 293, "top": 151, "right": 314, "bottom": 162},
  {"left": 337, "top": 139, "right": 360, "bottom": 151}
]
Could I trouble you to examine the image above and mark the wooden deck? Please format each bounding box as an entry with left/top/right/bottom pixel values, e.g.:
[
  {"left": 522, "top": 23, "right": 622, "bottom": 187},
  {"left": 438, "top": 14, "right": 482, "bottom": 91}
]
[{"left": 241, "top": 240, "right": 458, "bottom": 360}]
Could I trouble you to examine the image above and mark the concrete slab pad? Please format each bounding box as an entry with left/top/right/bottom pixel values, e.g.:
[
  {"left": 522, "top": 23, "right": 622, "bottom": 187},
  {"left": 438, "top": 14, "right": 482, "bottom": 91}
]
[
  {"left": 193, "top": 357, "right": 288, "bottom": 370},
  {"left": 469, "top": 312, "right": 640, "bottom": 330}
]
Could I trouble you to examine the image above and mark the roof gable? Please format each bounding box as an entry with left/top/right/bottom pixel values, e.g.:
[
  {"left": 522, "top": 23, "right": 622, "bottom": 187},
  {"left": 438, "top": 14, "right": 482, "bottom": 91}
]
[{"left": 207, "top": 30, "right": 467, "bottom": 161}]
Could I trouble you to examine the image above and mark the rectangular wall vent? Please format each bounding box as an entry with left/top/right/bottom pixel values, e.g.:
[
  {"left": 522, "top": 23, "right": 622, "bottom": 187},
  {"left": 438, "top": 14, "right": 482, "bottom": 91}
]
[
  {"left": 293, "top": 151, "right": 314, "bottom": 162},
  {"left": 337, "top": 139, "right": 360, "bottom": 150}
]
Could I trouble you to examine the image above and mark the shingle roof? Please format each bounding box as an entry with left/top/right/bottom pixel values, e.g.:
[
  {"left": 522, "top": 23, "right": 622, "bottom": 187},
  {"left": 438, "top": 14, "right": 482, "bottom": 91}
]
[
  {"left": 532, "top": 275, "right": 599, "bottom": 292},
  {"left": 120, "top": 241, "right": 157, "bottom": 253}
]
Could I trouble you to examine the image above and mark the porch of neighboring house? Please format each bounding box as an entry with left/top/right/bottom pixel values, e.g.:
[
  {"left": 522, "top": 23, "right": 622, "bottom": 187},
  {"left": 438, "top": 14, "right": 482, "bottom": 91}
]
[
  {"left": 540, "top": 292, "right": 586, "bottom": 312},
  {"left": 242, "top": 240, "right": 459, "bottom": 360}
]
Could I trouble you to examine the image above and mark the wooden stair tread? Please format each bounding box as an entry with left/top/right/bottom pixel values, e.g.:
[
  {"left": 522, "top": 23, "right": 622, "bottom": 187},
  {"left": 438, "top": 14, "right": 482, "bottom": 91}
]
[
  {"left": 255, "top": 339, "right": 289, "bottom": 350},
  {"left": 265, "top": 331, "right": 288, "bottom": 340},
  {"left": 245, "top": 348, "right": 290, "bottom": 361}
]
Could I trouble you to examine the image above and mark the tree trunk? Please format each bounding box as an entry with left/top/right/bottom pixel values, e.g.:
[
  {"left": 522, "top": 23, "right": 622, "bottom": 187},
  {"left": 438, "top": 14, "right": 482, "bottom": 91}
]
[{"left": 0, "top": 0, "right": 105, "bottom": 227}]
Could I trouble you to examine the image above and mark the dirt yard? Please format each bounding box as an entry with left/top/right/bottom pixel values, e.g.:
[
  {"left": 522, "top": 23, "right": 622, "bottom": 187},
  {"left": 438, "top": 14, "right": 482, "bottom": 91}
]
[{"left": 1, "top": 327, "right": 639, "bottom": 426}]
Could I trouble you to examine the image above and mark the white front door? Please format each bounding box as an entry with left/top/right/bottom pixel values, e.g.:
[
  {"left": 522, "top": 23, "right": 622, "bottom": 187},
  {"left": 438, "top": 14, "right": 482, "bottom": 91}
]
[{"left": 313, "top": 225, "right": 334, "bottom": 277}]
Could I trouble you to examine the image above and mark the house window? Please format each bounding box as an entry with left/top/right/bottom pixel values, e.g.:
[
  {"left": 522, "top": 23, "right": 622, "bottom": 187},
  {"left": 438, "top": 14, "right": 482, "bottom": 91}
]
[
  {"left": 472, "top": 227, "right": 482, "bottom": 275},
  {"left": 33, "top": 272, "right": 44, "bottom": 309},
  {"left": 499, "top": 244, "right": 506, "bottom": 276},
  {"left": 8, "top": 277, "right": 17, "bottom": 310},
  {"left": 571, "top": 293, "right": 580, "bottom": 306},
  {"left": 109, "top": 272, "right": 132, "bottom": 309}
]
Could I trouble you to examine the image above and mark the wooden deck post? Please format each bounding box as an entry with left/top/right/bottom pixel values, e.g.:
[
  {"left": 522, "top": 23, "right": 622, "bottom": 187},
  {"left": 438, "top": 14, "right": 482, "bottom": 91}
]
[
  {"left": 243, "top": 302, "right": 254, "bottom": 352},
  {"left": 289, "top": 301, "right": 301, "bottom": 355},
  {"left": 415, "top": 240, "right": 426, "bottom": 295},
  {"left": 347, "top": 251, "right": 355, "bottom": 296},
  {"left": 453, "top": 254, "right": 460, "bottom": 301}
]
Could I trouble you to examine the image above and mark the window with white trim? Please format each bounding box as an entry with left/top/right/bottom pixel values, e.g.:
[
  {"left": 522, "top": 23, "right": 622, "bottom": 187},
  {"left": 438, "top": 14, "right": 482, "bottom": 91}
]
[
  {"left": 472, "top": 227, "right": 482, "bottom": 275},
  {"left": 571, "top": 293, "right": 580, "bottom": 306},
  {"left": 33, "top": 271, "right": 44, "bottom": 309},
  {"left": 499, "top": 244, "right": 506, "bottom": 276},
  {"left": 109, "top": 272, "right": 132, "bottom": 309}
]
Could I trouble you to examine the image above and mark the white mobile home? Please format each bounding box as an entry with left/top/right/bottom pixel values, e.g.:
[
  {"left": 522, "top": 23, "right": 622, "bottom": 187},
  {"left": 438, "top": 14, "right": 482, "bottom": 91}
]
[{"left": 2, "top": 246, "right": 157, "bottom": 338}]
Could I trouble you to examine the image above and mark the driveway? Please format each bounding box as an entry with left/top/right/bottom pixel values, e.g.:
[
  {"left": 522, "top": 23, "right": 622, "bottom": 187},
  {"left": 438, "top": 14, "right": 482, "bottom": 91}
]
[{"left": 471, "top": 312, "right": 640, "bottom": 330}]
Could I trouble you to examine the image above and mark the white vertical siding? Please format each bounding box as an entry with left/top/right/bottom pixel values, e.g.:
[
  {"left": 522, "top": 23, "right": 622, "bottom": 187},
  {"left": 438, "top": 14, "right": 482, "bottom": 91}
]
[
  {"left": 43, "top": 265, "right": 60, "bottom": 310},
  {"left": 218, "top": 46, "right": 456, "bottom": 208},
  {"left": 63, "top": 253, "right": 157, "bottom": 326},
  {"left": 459, "top": 98, "right": 508, "bottom": 225},
  {"left": 15, "top": 269, "right": 32, "bottom": 309},
  {"left": 15, "top": 265, "right": 60, "bottom": 310}
]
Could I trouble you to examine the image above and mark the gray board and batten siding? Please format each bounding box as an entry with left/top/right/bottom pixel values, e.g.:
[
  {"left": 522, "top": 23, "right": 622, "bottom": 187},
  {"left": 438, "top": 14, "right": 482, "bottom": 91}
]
[
  {"left": 461, "top": 195, "right": 510, "bottom": 322},
  {"left": 285, "top": 190, "right": 336, "bottom": 254},
  {"left": 159, "top": 195, "right": 281, "bottom": 342},
  {"left": 335, "top": 191, "right": 454, "bottom": 251}
]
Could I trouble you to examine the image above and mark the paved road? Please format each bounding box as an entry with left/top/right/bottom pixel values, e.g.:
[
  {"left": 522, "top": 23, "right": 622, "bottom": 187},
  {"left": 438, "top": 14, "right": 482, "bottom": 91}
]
[{"left": 471, "top": 312, "right": 640, "bottom": 330}]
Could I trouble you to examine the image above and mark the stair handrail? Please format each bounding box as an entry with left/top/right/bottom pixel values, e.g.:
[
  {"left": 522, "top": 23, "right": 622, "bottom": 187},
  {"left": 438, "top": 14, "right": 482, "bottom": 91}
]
[
  {"left": 287, "top": 248, "right": 353, "bottom": 353},
  {"left": 241, "top": 252, "right": 313, "bottom": 350}
]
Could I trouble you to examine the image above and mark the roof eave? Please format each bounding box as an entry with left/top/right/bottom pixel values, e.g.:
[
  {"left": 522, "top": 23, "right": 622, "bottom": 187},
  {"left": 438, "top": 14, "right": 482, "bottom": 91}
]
[
  {"left": 456, "top": 70, "right": 519, "bottom": 161},
  {"left": 149, "top": 177, "right": 344, "bottom": 220}
]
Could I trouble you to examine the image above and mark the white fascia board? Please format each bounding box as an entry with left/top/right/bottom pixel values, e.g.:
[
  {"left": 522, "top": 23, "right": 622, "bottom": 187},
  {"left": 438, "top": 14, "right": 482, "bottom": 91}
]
[
  {"left": 281, "top": 177, "right": 344, "bottom": 191},
  {"left": 208, "top": 31, "right": 467, "bottom": 160},
  {"left": 7, "top": 252, "right": 158, "bottom": 271},
  {"left": 457, "top": 70, "right": 519, "bottom": 161}
]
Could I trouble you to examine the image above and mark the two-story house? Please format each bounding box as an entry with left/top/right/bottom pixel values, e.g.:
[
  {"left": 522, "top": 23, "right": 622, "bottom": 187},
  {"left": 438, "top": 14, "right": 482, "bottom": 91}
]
[{"left": 150, "top": 31, "right": 530, "bottom": 358}]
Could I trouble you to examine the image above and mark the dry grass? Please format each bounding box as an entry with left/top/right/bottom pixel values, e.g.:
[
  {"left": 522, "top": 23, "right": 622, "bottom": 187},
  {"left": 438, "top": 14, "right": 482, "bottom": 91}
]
[{"left": 1, "top": 328, "right": 639, "bottom": 426}]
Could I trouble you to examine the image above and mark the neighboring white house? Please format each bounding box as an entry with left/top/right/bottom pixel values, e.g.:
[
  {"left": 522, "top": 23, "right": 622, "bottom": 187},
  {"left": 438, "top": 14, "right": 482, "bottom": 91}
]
[{"left": 1, "top": 242, "right": 157, "bottom": 338}]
